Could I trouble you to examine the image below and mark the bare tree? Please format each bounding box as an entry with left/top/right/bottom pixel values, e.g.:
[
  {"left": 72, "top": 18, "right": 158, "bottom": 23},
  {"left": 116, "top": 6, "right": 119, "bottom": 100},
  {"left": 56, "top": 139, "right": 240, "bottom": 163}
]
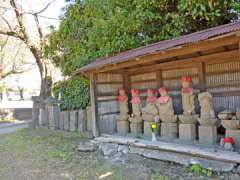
[
  {"left": 0, "top": 0, "right": 56, "bottom": 96},
  {"left": 0, "top": 36, "right": 33, "bottom": 79}
]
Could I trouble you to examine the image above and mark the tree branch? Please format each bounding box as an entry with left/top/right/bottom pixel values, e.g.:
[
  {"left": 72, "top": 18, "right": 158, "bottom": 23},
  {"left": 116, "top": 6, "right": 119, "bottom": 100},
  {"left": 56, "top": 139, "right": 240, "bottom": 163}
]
[
  {"left": 33, "top": 14, "right": 45, "bottom": 51},
  {"left": 0, "top": 29, "right": 23, "bottom": 40},
  {"left": 33, "top": 0, "right": 56, "bottom": 15}
]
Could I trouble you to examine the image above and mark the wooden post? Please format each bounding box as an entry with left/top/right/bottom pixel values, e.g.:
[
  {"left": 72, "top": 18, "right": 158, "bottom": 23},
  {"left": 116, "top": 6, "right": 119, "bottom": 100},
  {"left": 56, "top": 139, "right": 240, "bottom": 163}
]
[
  {"left": 123, "top": 73, "right": 130, "bottom": 94},
  {"left": 198, "top": 62, "right": 206, "bottom": 92},
  {"left": 90, "top": 73, "right": 100, "bottom": 137},
  {"left": 156, "top": 70, "right": 162, "bottom": 89}
]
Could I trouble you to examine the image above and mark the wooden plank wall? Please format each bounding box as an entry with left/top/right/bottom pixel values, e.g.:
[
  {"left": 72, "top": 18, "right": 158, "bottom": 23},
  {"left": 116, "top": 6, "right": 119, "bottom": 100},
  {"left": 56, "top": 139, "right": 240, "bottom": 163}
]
[
  {"left": 96, "top": 73, "right": 123, "bottom": 134},
  {"left": 205, "top": 60, "right": 240, "bottom": 113},
  {"left": 95, "top": 59, "right": 240, "bottom": 134}
]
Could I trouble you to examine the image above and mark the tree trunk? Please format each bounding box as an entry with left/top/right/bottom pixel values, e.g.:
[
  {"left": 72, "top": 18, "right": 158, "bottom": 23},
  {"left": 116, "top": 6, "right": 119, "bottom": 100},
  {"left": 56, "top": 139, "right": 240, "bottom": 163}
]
[{"left": 29, "top": 47, "right": 52, "bottom": 97}]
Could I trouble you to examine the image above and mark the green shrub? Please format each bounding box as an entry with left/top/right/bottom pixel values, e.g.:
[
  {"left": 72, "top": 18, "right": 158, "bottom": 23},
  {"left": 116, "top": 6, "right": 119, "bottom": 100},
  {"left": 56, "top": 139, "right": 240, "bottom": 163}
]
[{"left": 53, "top": 76, "right": 90, "bottom": 111}]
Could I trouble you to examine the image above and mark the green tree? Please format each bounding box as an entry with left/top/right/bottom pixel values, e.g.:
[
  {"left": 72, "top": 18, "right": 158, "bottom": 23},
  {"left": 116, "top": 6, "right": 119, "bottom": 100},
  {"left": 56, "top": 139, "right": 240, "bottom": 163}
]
[
  {"left": 46, "top": 0, "right": 239, "bottom": 110},
  {"left": 46, "top": 0, "right": 239, "bottom": 76}
]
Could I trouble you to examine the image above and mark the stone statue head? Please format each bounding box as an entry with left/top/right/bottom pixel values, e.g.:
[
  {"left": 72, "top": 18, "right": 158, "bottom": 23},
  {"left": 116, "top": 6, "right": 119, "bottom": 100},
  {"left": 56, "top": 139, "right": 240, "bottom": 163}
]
[
  {"left": 118, "top": 88, "right": 126, "bottom": 96},
  {"left": 159, "top": 87, "right": 168, "bottom": 96},
  {"left": 181, "top": 76, "right": 192, "bottom": 89},
  {"left": 147, "top": 89, "right": 155, "bottom": 97},
  {"left": 131, "top": 89, "right": 140, "bottom": 97}
]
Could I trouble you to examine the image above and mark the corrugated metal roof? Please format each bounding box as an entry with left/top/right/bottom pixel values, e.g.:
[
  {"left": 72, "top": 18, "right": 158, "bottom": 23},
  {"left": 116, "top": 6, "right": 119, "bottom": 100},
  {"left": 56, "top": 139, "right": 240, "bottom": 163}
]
[{"left": 78, "top": 21, "right": 240, "bottom": 73}]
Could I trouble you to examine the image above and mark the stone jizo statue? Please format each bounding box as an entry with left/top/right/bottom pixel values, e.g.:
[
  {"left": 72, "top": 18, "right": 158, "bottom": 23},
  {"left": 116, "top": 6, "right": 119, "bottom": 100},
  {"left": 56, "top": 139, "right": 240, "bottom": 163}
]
[
  {"left": 130, "top": 89, "right": 141, "bottom": 117},
  {"left": 117, "top": 88, "right": 129, "bottom": 119},
  {"left": 157, "top": 87, "right": 177, "bottom": 123},
  {"left": 181, "top": 76, "right": 195, "bottom": 115},
  {"left": 198, "top": 92, "right": 218, "bottom": 126},
  {"left": 142, "top": 89, "right": 159, "bottom": 122}
]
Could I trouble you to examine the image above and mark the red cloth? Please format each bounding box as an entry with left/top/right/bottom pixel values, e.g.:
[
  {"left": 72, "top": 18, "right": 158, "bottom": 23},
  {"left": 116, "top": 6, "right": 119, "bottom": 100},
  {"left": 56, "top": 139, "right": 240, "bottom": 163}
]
[
  {"left": 147, "top": 89, "right": 155, "bottom": 94},
  {"left": 223, "top": 137, "right": 235, "bottom": 144},
  {"left": 147, "top": 96, "right": 157, "bottom": 103},
  {"left": 182, "top": 87, "right": 193, "bottom": 94},
  {"left": 131, "top": 89, "right": 140, "bottom": 95},
  {"left": 118, "top": 95, "right": 127, "bottom": 102},
  {"left": 181, "top": 76, "right": 192, "bottom": 83},
  {"left": 159, "top": 87, "right": 167, "bottom": 93},
  {"left": 131, "top": 96, "right": 141, "bottom": 104},
  {"left": 158, "top": 96, "right": 170, "bottom": 104}
]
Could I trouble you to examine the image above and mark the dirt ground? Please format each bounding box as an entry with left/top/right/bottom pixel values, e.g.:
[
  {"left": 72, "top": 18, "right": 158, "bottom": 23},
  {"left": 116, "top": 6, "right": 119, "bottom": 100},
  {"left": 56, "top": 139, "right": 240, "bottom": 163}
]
[{"left": 0, "top": 128, "right": 239, "bottom": 180}]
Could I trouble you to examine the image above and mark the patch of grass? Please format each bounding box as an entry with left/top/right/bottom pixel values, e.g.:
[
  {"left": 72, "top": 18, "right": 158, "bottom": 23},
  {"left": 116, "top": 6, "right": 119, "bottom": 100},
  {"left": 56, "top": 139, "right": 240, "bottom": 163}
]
[{"left": 188, "top": 163, "right": 213, "bottom": 177}]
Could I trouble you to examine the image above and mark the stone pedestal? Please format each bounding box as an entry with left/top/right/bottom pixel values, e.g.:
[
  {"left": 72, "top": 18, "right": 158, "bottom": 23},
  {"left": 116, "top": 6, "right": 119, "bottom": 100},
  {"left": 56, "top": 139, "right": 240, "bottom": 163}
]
[
  {"left": 179, "top": 124, "right": 196, "bottom": 141},
  {"left": 39, "top": 108, "right": 48, "bottom": 126},
  {"left": 161, "top": 122, "right": 178, "bottom": 139},
  {"left": 78, "top": 109, "right": 87, "bottom": 133},
  {"left": 69, "top": 111, "right": 78, "bottom": 132},
  {"left": 63, "top": 111, "right": 70, "bottom": 131},
  {"left": 32, "top": 96, "right": 45, "bottom": 128},
  {"left": 226, "top": 130, "right": 240, "bottom": 148},
  {"left": 117, "top": 120, "right": 129, "bottom": 135},
  {"left": 45, "top": 97, "right": 61, "bottom": 130},
  {"left": 143, "top": 122, "right": 160, "bottom": 137},
  {"left": 47, "top": 105, "right": 60, "bottom": 130},
  {"left": 130, "top": 122, "right": 142, "bottom": 136},
  {"left": 59, "top": 111, "right": 65, "bottom": 130},
  {"left": 199, "top": 126, "right": 217, "bottom": 145}
]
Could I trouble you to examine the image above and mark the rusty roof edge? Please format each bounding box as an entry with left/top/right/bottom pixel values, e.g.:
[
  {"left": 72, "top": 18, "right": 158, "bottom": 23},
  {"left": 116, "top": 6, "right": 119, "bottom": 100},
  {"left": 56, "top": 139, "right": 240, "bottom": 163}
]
[{"left": 76, "top": 21, "right": 240, "bottom": 74}]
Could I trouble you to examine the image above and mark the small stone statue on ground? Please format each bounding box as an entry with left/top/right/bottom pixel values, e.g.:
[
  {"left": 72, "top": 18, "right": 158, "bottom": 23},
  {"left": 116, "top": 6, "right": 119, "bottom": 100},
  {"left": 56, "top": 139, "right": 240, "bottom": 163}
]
[
  {"left": 142, "top": 89, "right": 159, "bottom": 122},
  {"left": 181, "top": 76, "right": 195, "bottom": 115},
  {"left": 117, "top": 88, "right": 130, "bottom": 135},
  {"left": 198, "top": 92, "right": 218, "bottom": 126},
  {"left": 157, "top": 87, "right": 177, "bottom": 123},
  {"left": 130, "top": 89, "right": 141, "bottom": 117},
  {"left": 117, "top": 88, "right": 129, "bottom": 119},
  {"left": 129, "top": 89, "right": 143, "bottom": 135}
]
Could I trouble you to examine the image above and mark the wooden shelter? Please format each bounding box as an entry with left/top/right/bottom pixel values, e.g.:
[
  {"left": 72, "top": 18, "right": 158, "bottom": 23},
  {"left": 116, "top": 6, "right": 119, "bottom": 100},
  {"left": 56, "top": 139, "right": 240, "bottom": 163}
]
[{"left": 76, "top": 21, "right": 240, "bottom": 137}]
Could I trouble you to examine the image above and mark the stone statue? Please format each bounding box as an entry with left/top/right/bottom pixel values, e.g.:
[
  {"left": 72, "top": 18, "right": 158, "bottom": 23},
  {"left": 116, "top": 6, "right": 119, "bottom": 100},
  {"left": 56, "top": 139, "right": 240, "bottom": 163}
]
[
  {"left": 117, "top": 88, "right": 129, "bottom": 135},
  {"left": 198, "top": 92, "right": 218, "bottom": 126},
  {"left": 181, "top": 76, "right": 195, "bottom": 115},
  {"left": 130, "top": 89, "right": 141, "bottom": 117},
  {"left": 117, "top": 88, "right": 129, "bottom": 119},
  {"left": 157, "top": 87, "right": 177, "bottom": 123},
  {"left": 142, "top": 89, "right": 159, "bottom": 137},
  {"left": 178, "top": 76, "right": 198, "bottom": 141},
  {"left": 129, "top": 89, "right": 143, "bottom": 135},
  {"left": 142, "top": 89, "right": 159, "bottom": 122}
]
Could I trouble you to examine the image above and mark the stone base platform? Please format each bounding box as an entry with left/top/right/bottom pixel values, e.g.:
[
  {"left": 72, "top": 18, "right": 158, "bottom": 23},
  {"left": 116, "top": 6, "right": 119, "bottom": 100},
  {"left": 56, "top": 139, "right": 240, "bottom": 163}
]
[
  {"left": 130, "top": 122, "right": 142, "bottom": 136},
  {"left": 226, "top": 130, "right": 240, "bottom": 148},
  {"left": 143, "top": 121, "right": 160, "bottom": 137},
  {"left": 95, "top": 134, "right": 240, "bottom": 172},
  {"left": 179, "top": 124, "right": 196, "bottom": 141},
  {"left": 161, "top": 122, "right": 178, "bottom": 139},
  {"left": 199, "top": 126, "right": 217, "bottom": 145},
  {"left": 117, "top": 120, "right": 129, "bottom": 135}
]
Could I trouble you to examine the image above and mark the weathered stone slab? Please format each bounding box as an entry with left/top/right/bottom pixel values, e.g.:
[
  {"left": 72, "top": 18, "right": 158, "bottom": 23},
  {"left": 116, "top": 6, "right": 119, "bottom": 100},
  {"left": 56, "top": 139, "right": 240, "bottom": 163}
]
[
  {"left": 86, "top": 106, "right": 92, "bottom": 131},
  {"left": 69, "top": 111, "right": 78, "bottom": 132},
  {"left": 48, "top": 106, "right": 60, "bottom": 130},
  {"left": 59, "top": 111, "right": 64, "bottom": 130},
  {"left": 129, "top": 146, "right": 236, "bottom": 172},
  {"left": 63, "top": 111, "right": 69, "bottom": 131},
  {"left": 130, "top": 122, "right": 142, "bottom": 136},
  {"left": 77, "top": 142, "right": 97, "bottom": 152},
  {"left": 179, "top": 123, "right": 196, "bottom": 141},
  {"left": 199, "top": 126, "right": 217, "bottom": 145},
  {"left": 226, "top": 129, "right": 240, "bottom": 148},
  {"left": 117, "top": 120, "right": 129, "bottom": 135},
  {"left": 78, "top": 109, "right": 87, "bottom": 133},
  {"left": 100, "top": 143, "right": 118, "bottom": 156},
  {"left": 39, "top": 108, "right": 48, "bottom": 126},
  {"left": 161, "top": 122, "right": 177, "bottom": 139}
]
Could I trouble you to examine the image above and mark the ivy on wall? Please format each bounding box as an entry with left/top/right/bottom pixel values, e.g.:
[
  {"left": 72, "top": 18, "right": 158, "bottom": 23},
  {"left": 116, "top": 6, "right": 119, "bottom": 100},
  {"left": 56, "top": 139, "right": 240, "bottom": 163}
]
[{"left": 53, "top": 76, "right": 90, "bottom": 111}]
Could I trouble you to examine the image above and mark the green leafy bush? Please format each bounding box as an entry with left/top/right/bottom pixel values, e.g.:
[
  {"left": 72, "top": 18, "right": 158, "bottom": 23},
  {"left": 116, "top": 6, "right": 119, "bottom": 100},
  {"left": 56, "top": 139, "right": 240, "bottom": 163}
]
[{"left": 53, "top": 76, "right": 90, "bottom": 111}]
